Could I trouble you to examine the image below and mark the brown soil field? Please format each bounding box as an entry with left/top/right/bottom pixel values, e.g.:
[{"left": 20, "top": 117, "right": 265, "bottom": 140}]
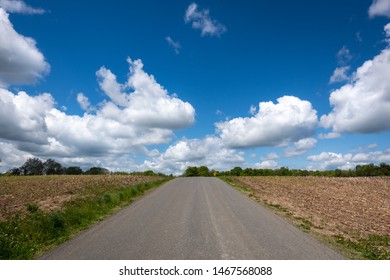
[
  {"left": 234, "top": 176, "right": 390, "bottom": 239},
  {"left": 0, "top": 175, "right": 163, "bottom": 221}
]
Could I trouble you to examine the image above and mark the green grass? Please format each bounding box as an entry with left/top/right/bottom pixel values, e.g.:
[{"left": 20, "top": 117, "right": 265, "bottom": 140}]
[
  {"left": 0, "top": 179, "right": 170, "bottom": 259},
  {"left": 334, "top": 234, "right": 390, "bottom": 260}
]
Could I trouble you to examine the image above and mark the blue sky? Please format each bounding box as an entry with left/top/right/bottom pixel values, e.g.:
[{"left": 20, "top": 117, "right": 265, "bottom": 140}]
[{"left": 1, "top": 0, "right": 390, "bottom": 174}]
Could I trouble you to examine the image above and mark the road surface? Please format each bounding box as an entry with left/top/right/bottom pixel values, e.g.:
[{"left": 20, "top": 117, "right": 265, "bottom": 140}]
[{"left": 40, "top": 177, "right": 343, "bottom": 259}]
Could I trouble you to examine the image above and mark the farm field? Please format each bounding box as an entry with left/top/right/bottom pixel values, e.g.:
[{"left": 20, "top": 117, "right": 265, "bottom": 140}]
[
  {"left": 0, "top": 175, "right": 169, "bottom": 259},
  {"left": 226, "top": 176, "right": 390, "bottom": 259},
  {"left": 0, "top": 175, "right": 165, "bottom": 221}
]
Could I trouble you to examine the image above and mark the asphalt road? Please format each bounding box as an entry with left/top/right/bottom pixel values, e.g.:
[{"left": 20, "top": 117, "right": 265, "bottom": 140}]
[{"left": 40, "top": 177, "right": 343, "bottom": 259}]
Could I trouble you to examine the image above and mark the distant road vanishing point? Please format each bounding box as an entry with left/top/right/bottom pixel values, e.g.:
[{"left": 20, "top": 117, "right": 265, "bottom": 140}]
[{"left": 41, "top": 177, "right": 343, "bottom": 259}]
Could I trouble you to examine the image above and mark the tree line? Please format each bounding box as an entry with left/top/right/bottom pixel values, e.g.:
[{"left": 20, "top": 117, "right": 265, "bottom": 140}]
[
  {"left": 183, "top": 163, "right": 390, "bottom": 177},
  {"left": 7, "top": 158, "right": 108, "bottom": 175},
  {"left": 4, "top": 158, "right": 389, "bottom": 177},
  {"left": 4, "top": 158, "right": 163, "bottom": 176}
]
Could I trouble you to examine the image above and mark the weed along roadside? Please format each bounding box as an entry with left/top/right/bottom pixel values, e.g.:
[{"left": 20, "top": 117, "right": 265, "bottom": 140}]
[
  {"left": 221, "top": 176, "right": 390, "bottom": 260},
  {"left": 0, "top": 175, "right": 172, "bottom": 260}
]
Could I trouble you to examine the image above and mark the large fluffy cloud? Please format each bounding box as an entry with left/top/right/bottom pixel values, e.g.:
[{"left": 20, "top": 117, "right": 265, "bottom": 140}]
[
  {"left": 96, "top": 58, "right": 195, "bottom": 130},
  {"left": 0, "top": 58, "right": 195, "bottom": 167},
  {"left": 0, "top": 89, "right": 174, "bottom": 158},
  {"left": 141, "top": 136, "right": 245, "bottom": 175},
  {"left": 216, "top": 96, "right": 318, "bottom": 148},
  {"left": 184, "top": 2, "right": 226, "bottom": 37},
  {"left": 308, "top": 149, "right": 390, "bottom": 170},
  {"left": 0, "top": 141, "right": 33, "bottom": 171},
  {"left": 0, "top": 8, "right": 49, "bottom": 87},
  {"left": 0, "top": 89, "right": 53, "bottom": 144},
  {"left": 321, "top": 24, "right": 390, "bottom": 133}
]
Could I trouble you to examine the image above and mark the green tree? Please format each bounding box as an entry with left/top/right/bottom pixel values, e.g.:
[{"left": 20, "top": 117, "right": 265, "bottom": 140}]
[
  {"left": 21, "top": 158, "right": 44, "bottom": 175},
  {"left": 278, "top": 167, "right": 291, "bottom": 176},
  {"left": 198, "top": 166, "right": 210, "bottom": 177},
  {"left": 143, "top": 170, "right": 155, "bottom": 176},
  {"left": 86, "top": 167, "right": 110, "bottom": 175},
  {"left": 231, "top": 166, "right": 243, "bottom": 176},
  {"left": 334, "top": 169, "right": 342, "bottom": 177},
  {"left": 379, "top": 162, "right": 390, "bottom": 176},
  {"left": 43, "top": 159, "right": 64, "bottom": 175},
  {"left": 65, "top": 166, "right": 83, "bottom": 175},
  {"left": 183, "top": 166, "right": 199, "bottom": 177}
]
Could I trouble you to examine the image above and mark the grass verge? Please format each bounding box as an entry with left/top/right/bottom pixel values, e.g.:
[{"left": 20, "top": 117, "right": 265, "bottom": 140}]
[
  {"left": 220, "top": 176, "right": 390, "bottom": 260},
  {"left": 0, "top": 178, "right": 170, "bottom": 259}
]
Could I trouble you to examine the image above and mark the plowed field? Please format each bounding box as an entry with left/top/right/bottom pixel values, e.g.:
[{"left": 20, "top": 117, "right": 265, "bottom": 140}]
[
  {"left": 235, "top": 176, "right": 390, "bottom": 237},
  {"left": 0, "top": 175, "right": 163, "bottom": 221}
]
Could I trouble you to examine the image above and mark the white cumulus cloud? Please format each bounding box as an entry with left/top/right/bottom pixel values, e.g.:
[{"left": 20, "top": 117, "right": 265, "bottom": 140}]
[
  {"left": 285, "top": 137, "right": 317, "bottom": 157},
  {"left": 141, "top": 136, "right": 245, "bottom": 175},
  {"left": 216, "top": 96, "right": 318, "bottom": 148},
  {"left": 369, "top": 0, "right": 390, "bottom": 18},
  {"left": 308, "top": 149, "right": 390, "bottom": 170},
  {"left": 0, "top": 58, "right": 196, "bottom": 165},
  {"left": 0, "top": 88, "right": 53, "bottom": 144},
  {"left": 321, "top": 24, "right": 390, "bottom": 133},
  {"left": 308, "top": 152, "right": 354, "bottom": 170},
  {"left": 97, "top": 58, "right": 195, "bottom": 129},
  {"left": 184, "top": 2, "right": 226, "bottom": 37},
  {"left": 0, "top": 141, "right": 33, "bottom": 172},
  {"left": 76, "top": 92, "right": 93, "bottom": 112},
  {"left": 0, "top": 0, "right": 44, "bottom": 14},
  {"left": 0, "top": 8, "right": 49, "bottom": 87},
  {"left": 96, "top": 67, "right": 128, "bottom": 107},
  {"left": 254, "top": 160, "right": 278, "bottom": 169}
]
